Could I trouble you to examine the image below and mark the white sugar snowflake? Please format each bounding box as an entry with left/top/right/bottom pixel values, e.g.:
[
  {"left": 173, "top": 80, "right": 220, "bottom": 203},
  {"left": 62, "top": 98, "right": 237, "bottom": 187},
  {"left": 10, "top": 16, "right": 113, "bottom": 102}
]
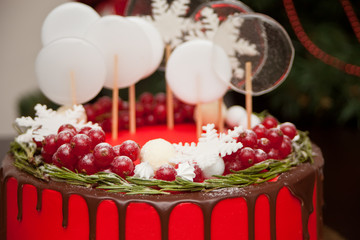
[
  {"left": 144, "top": 0, "right": 191, "bottom": 48},
  {"left": 171, "top": 124, "right": 243, "bottom": 174},
  {"left": 15, "top": 104, "right": 98, "bottom": 143}
]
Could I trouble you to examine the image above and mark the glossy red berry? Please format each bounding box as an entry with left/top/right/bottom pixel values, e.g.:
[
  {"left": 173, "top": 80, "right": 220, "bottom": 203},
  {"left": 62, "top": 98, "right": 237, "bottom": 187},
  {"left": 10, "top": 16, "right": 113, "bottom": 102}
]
[
  {"left": 57, "top": 130, "right": 76, "bottom": 147},
  {"left": 267, "top": 128, "right": 284, "bottom": 148},
  {"left": 182, "top": 104, "right": 195, "bottom": 122},
  {"left": 254, "top": 149, "right": 267, "bottom": 164},
  {"left": 154, "top": 104, "right": 167, "bottom": 124},
  {"left": 84, "top": 104, "right": 96, "bottom": 122},
  {"left": 53, "top": 143, "right": 77, "bottom": 170},
  {"left": 110, "top": 156, "right": 135, "bottom": 178},
  {"left": 237, "top": 147, "right": 255, "bottom": 169},
  {"left": 154, "top": 165, "right": 177, "bottom": 181},
  {"left": 70, "top": 134, "right": 92, "bottom": 157},
  {"left": 267, "top": 148, "right": 281, "bottom": 160},
  {"left": 262, "top": 116, "right": 278, "bottom": 129},
  {"left": 139, "top": 92, "right": 154, "bottom": 105},
  {"left": 278, "top": 136, "right": 292, "bottom": 159},
  {"left": 253, "top": 124, "right": 268, "bottom": 139},
  {"left": 222, "top": 151, "right": 237, "bottom": 163},
  {"left": 193, "top": 165, "right": 205, "bottom": 182},
  {"left": 154, "top": 92, "right": 166, "bottom": 105},
  {"left": 76, "top": 153, "right": 98, "bottom": 175},
  {"left": 237, "top": 130, "right": 257, "bottom": 148},
  {"left": 41, "top": 148, "right": 53, "bottom": 164},
  {"left": 93, "top": 143, "right": 115, "bottom": 169},
  {"left": 145, "top": 114, "right": 156, "bottom": 125},
  {"left": 224, "top": 159, "right": 242, "bottom": 175},
  {"left": 119, "top": 111, "right": 129, "bottom": 129},
  {"left": 78, "top": 126, "right": 93, "bottom": 135},
  {"left": 257, "top": 138, "right": 271, "bottom": 153},
  {"left": 280, "top": 122, "right": 297, "bottom": 140},
  {"left": 88, "top": 128, "right": 106, "bottom": 148},
  {"left": 96, "top": 96, "right": 112, "bottom": 113},
  {"left": 58, "top": 124, "right": 77, "bottom": 134},
  {"left": 118, "top": 140, "right": 140, "bottom": 162},
  {"left": 42, "top": 134, "right": 58, "bottom": 155}
]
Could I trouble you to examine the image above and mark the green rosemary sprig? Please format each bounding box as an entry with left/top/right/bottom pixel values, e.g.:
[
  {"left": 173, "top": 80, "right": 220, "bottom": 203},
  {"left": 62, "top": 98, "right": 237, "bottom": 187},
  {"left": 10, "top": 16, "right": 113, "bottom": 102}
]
[{"left": 9, "top": 131, "right": 313, "bottom": 194}]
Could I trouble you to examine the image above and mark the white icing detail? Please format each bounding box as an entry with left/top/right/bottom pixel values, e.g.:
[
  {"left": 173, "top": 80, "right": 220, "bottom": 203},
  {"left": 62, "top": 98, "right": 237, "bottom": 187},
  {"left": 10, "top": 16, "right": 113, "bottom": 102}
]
[
  {"left": 134, "top": 162, "right": 155, "bottom": 179},
  {"left": 172, "top": 124, "right": 243, "bottom": 178},
  {"left": 15, "top": 104, "right": 98, "bottom": 143},
  {"left": 140, "top": 138, "right": 176, "bottom": 170},
  {"left": 176, "top": 162, "right": 195, "bottom": 181}
]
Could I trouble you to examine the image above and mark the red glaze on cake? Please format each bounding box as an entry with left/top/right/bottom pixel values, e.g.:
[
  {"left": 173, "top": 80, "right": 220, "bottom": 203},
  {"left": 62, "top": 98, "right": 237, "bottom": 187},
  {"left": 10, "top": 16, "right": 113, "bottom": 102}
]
[{"left": 0, "top": 125, "right": 324, "bottom": 240}]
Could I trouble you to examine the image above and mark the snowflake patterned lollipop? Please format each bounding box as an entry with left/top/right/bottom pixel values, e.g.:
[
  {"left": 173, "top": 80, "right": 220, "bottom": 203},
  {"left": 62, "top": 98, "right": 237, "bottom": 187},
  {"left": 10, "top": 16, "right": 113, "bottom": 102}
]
[
  {"left": 36, "top": 38, "right": 106, "bottom": 106},
  {"left": 213, "top": 13, "right": 294, "bottom": 96}
]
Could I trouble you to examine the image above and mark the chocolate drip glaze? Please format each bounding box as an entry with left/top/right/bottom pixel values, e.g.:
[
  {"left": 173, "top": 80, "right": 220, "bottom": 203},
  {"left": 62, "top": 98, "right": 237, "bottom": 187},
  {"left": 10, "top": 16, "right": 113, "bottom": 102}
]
[{"left": 0, "top": 144, "right": 324, "bottom": 240}]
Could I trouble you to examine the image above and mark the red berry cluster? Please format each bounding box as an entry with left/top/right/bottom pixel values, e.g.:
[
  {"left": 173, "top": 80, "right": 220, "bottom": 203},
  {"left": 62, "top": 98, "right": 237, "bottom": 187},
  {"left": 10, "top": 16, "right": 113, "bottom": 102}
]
[
  {"left": 84, "top": 92, "right": 195, "bottom": 132},
  {"left": 223, "top": 116, "right": 297, "bottom": 175},
  {"left": 40, "top": 124, "right": 140, "bottom": 177}
]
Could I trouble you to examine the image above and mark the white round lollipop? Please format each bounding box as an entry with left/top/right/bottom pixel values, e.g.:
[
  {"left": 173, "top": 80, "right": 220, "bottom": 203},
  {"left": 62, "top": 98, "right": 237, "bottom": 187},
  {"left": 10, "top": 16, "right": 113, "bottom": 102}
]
[
  {"left": 41, "top": 2, "right": 100, "bottom": 46},
  {"left": 85, "top": 15, "right": 153, "bottom": 89},
  {"left": 127, "top": 16, "right": 164, "bottom": 78},
  {"left": 166, "top": 39, "right": 232, "bottom": 105},
  {"left": 36, "top": 38, "right": 106, "bottom": 105}
]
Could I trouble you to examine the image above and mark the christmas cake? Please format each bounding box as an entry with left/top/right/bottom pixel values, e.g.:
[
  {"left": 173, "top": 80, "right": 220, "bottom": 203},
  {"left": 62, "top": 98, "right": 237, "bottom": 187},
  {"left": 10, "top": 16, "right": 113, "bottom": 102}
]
[{"left": 0, "top": 1, "right": 323, "bottom": 239}]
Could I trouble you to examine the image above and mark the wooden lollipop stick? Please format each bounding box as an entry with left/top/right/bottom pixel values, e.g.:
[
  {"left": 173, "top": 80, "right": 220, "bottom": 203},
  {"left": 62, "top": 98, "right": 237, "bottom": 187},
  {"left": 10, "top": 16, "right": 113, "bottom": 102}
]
[
  {"left": 70, "top": 70, "right": 77, "bottom": 106},
  {"left": 218, "top": 98, "right": 224, "bottom": 133},
  {"left": 165, "top": 44, "right": 174, "bottom": 130},
  {"left": 129, "top": 84, "right": 136, "bottom": 134},
  {"left": 245, "top": 62, "right": 253, "bottom": 130},
  {"left": 112, "top": 55, "right": 119, "bottom": 140},
  {"left": 196, "top": 103, "right": 203, "bottom": 138}
]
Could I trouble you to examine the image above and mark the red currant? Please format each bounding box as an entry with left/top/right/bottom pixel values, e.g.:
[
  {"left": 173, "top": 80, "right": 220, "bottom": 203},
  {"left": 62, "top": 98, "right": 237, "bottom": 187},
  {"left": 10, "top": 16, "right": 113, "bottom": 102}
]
[
  {"left": 41, "top": 148, "right": 53, "bottom": 164},
  {"left": 76, "top": 153, "right": 98, "bottom": 175},
  {"left": 224, "top": 159, "right": 242, "bottom": 175},
  {"left": 254, "top": 149, "right": 267, "bottom": 164},
  {"left": 154, "top": 104, "right": 166, "bottom": 124},
  {"left": 58, "top": 124, "right": 77, "bottom": 134},
  {"left": 93, "top": 143, "right": 115, "bottom": 169},
  {"left": 57, "top": 130, "right": 76, "bottom": 147},
  {"left": 278, "top": 136, "right": 292, "bottom": 159},
  {"left": 143, "top": 103, "right": 154, "bottom": 115},
  {"left": 110, "top": 156, "right": 135, "bottom": 178},
  {"left": 139, "top": 92, "right": 154, "bottom": 105},
  {"left": 119, "top": 111, "right": 129, "bottom": 129},
  {"left": 100, "top": 118, "right": 112, "bottom": 132},
  {"left": 84, "top": 104, "right": 96, "bottom": 122},
  {"left": 237, "top": 147, "right": 255, "bottom": 169},
  {"left": 154, "top": 165, "right": 177, "bottom": 181},
  {"left": 267, "top": 128, "right": 284, "bottom": 148},
  {"left": 182, "top": 104, "right": 195, "bottom": 122},
  {"left": 262, "top": 116, "right": 278, "bottom": 129},
  {"left": 237, "top": 130, "right": 257, "bottom": 148},
  {"left": 136, "top": 103, "right": 145, "bottom": 117},
  {"left": 222, "top": 151, "right": 237, "bottom": 163},
  {"left": 96, "top": 96, "right": 112, "bottom": 113},
  {"left": 79, "top": 126, "right": 93, "bottom": 135},
  {"left": 70, "top": 134, "right": 92, "bottom": 157},
  {"left": 267, "top": 148, "right": 281, "bottom": 160},
  {"left": 154, "top": 92, "right": 166, "bottom": 105},
  {"left": 52, "top": 143, "right": 77, "bottom": 170},
  {"left": 42, "top": 134, "right": 58, "bottom": 155},
  {"left": 256, "top": 138, "right": 271, "bottom": 153},
  {"left": 253, "top": 124, "right": 268, "bottom": 139},
  {"left": 193, "top": 164, "right": 205, "bottom": 182},
  {"left": 145, "top": 114, "right": 156, "bottom": 125},
  {"left": 280, "top": 122, "right": 297, "bottom": 140},
  {"left": 88, "top": 128, "right": 106, "bottom": 148},
  {"left": 118, "top": 140, "right": 140, "bottom": 162}
]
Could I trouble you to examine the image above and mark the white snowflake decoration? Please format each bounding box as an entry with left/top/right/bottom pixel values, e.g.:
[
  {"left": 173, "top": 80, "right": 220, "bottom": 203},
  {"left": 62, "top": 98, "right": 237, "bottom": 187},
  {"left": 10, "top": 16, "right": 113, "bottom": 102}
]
[
  {"left": 144, "top": 0, "right": 192, "bottom": 48},
  {"left": 15, "top": 104, "right": 98, "bottom": 143},
  {"left": 171, "top": 124, "right": 243, "bottom": 176}
]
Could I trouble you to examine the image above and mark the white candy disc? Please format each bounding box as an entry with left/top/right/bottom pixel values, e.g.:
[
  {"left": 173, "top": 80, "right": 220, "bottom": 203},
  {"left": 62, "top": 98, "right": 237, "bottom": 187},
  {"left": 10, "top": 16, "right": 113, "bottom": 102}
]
[
  {"left": 166, "top": 39, "right": 231, "bottom": 105},
  {"left": 36, "top": 38, "right": 106, "bottom": 105},
  {"left": 225, "top": 105, "right": 261, "bottom": 128},
  {"left": 85, "top": 15, "right": 152, "bottom": 89},
  {"left": 41, "top": 2, "right": 100, "bottom": 45},
  {"left": 127, "top": 16, "right": 164, "bottom": 78}
]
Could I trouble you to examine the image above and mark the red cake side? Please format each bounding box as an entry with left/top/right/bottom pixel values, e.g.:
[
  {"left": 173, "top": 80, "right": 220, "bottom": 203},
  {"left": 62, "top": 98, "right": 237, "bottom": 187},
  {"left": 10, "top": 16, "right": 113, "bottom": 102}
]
[{"left": 0, "top": 144, "right": 323, "bottom": 240}]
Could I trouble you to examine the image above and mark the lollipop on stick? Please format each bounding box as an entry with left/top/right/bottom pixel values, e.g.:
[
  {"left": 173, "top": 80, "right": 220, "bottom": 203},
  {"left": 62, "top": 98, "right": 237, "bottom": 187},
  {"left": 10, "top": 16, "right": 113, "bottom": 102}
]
[
  {"left": 245, "top": 61, "right": 252, "bottom": 129},
  {"left": 85, "top": 16, "right": 153, "bottom": 138},
  {"left": 166, "top": 39, "right": 232, "bottom": 137}
]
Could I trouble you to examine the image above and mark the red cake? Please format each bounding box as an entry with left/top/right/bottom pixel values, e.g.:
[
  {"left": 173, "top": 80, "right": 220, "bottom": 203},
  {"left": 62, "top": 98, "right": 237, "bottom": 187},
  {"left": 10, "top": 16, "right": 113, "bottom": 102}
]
[{"left": 0, "top": 120, "right": 323, "bottom": 240}]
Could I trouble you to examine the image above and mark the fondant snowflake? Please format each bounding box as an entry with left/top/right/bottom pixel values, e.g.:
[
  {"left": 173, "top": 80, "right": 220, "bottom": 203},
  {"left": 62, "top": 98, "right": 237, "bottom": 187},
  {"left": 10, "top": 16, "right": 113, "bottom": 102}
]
[
  {"left": 15, "top": 104, "right": 98, "bottom": 143},
  {"left": 144, "top": 0, "right": 192, "bottom": 48},
  {"left": 171, "top": 124, "right": 243, "bottom": 170}
]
